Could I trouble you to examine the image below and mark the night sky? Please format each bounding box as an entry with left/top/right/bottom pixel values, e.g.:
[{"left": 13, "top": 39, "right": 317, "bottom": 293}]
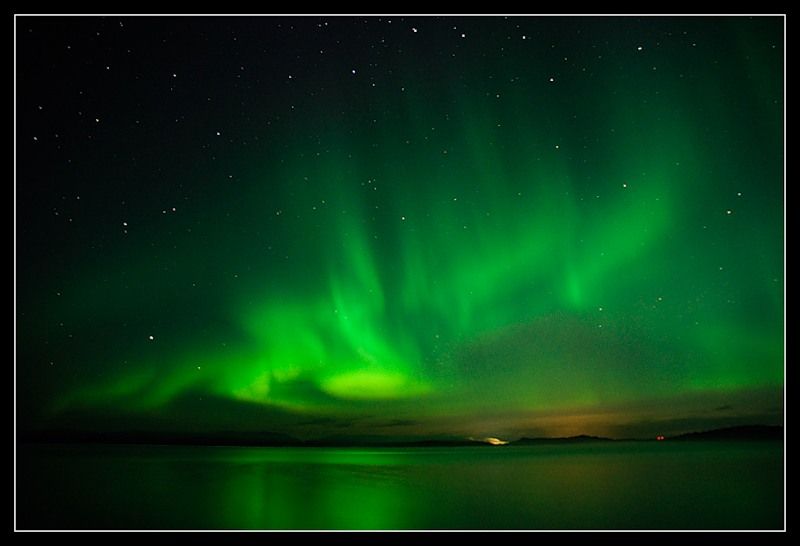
[{"left": 16, "top": 16, "right": 784, "bottom": 441}]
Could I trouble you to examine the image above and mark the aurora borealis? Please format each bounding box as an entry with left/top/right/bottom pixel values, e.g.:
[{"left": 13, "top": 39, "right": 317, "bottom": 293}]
[{"left": 16, "top": 15, "right": 784, "bottom": 441}]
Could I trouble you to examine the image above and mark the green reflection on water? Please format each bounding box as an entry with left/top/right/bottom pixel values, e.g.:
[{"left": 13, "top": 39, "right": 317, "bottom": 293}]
[
  {"left": 16, "top": 442, "right": 783, "bottom": 530},
  {"left": 215, "top": 448, "right": 413, "bottom": 529}
]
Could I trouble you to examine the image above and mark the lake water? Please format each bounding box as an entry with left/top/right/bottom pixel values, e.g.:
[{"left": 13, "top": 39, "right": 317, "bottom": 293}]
[{"left": 16, "top": 441, "right": 783, "bottom": 530}]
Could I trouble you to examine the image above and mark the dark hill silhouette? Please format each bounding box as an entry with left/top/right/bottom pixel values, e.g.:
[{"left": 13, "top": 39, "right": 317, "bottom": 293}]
[
  {"left": 667, "top": 424, "right": 782, "bottom": 441},
  {"left": 511, "top": 434, "right": 613, "bottom": 445},
  {"left": 17, "top": 428, "right": 302, "bottom": 447},
  {"left": 303, "top": 437, "right": 491, "bottom": 448},
  {"left": 18, "top": 428, "right": 492, "bottom": 448},
  {"left": 17, "top": 424, "right": 783, "bottom": 448}
]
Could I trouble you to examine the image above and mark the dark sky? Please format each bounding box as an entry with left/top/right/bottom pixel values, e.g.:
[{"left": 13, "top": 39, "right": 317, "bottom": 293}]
[{"left": 16, "top": 15, "right": 784, "bottom": 441}]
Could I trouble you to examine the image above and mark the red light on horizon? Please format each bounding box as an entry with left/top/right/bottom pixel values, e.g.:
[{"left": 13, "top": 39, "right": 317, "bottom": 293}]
[{"left": 656, "top": 435, "right": 665, "bottom": 441}]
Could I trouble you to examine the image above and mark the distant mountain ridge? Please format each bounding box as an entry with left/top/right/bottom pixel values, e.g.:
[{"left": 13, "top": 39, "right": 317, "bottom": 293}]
[
  {"left": 17, "top": 429, "right": 490, "bottom": 448},
  {"left": 667, "top": 424, "right": 782, "bottom": 441},
  {"left": 18, "top": 424, "right": 783, "bottom": 448},
  {"left": 510, "top": 434, "right": 612, "bottom": 445}
]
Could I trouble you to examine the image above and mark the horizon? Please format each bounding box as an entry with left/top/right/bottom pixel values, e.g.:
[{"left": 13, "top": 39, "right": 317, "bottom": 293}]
[{"left": 21, "top": 421, "right": 783, "bottom": 446}]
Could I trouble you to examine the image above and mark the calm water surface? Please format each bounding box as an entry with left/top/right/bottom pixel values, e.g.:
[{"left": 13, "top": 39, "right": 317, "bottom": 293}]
[{"left": 16, "top": 441, "right": 783, "bottom": 530}]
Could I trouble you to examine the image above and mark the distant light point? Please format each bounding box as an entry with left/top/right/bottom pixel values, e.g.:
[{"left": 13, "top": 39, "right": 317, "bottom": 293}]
[{"left": 148, "top": 335, "right": 154, "bottom": 341}]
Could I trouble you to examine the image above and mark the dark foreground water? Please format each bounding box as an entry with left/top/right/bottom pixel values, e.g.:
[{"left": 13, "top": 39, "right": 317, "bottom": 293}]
[{"left": 16, "top": 441, "right": 783, "bottom": 530}]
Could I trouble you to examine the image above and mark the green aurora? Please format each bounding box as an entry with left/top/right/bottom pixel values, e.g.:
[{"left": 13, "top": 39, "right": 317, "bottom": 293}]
[{"left": 16, "top": 16, "right": 783, "bottom": 440}]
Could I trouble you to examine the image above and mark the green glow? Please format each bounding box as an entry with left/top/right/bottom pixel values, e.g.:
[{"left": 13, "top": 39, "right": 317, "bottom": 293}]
[
  {"left": 320, "top": 370, "right": 429, "bottom": 400},
  {"left": 17, "top": 16, "right": 783, "bottom": 439}
]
